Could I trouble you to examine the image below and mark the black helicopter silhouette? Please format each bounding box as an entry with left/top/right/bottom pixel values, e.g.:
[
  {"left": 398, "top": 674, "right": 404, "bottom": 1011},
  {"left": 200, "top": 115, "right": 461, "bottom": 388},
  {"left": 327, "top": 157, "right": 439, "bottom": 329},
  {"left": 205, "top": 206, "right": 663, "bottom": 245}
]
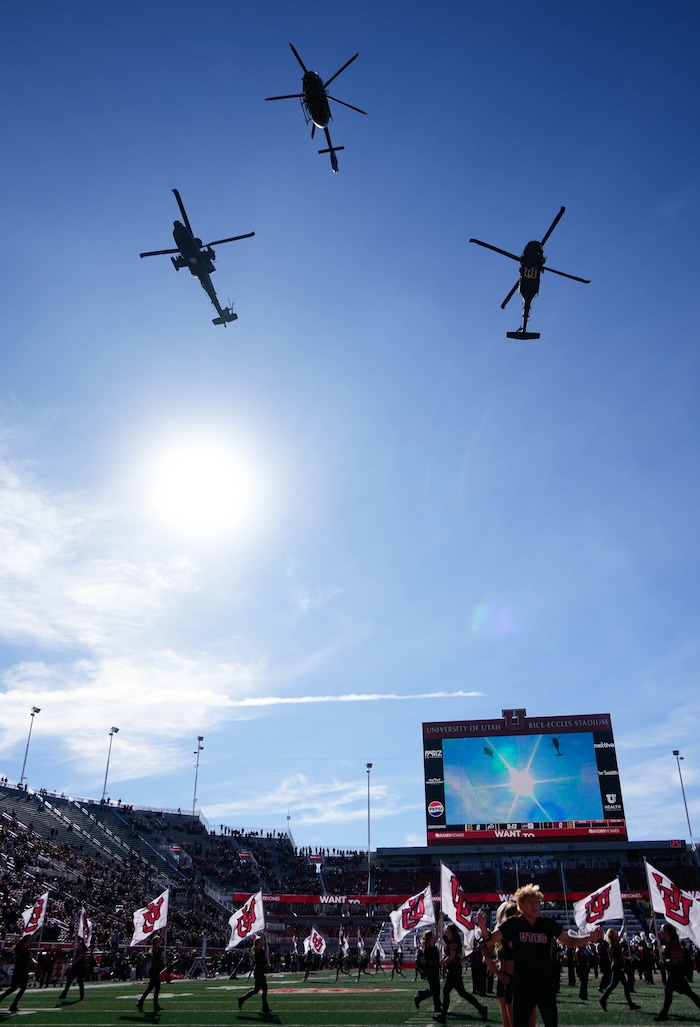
[
  {"left": 469, "top": 206, "right": 590, "bottom": 340},
  {"left": 265, "top": 43, "right": 366, "bottom": 172},
  {"left": 139, "top": 189, "right": 254, "bottom": 325}
]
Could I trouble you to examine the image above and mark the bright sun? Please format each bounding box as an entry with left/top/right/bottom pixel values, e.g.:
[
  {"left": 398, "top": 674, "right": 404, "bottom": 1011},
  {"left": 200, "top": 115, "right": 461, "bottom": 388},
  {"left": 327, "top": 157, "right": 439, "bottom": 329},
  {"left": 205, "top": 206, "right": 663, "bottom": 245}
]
[{"left": 143, "top": 435, "right": 263, "bottom": 541}]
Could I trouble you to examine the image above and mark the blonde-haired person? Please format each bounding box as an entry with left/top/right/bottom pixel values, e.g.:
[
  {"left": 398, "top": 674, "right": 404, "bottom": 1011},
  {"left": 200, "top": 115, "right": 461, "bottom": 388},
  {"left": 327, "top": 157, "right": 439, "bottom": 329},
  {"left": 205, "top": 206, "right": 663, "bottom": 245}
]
[
  {"left": 478, "top": 901, "right": 535, "bottom": 1027},
  {"left": 481, "top": 884, "right": 602, "bottom": 1027},
  {"left": 599, "top": 928, "right": 640, "bottom": 1012}
]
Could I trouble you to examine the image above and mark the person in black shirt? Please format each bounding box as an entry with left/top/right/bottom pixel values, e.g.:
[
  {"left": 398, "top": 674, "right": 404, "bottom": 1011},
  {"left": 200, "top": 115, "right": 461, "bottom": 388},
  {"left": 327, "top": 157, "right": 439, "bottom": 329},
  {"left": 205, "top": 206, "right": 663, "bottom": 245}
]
[
  {"left": 60, "top": 939, "right": 88, "bottom": 1001},
  {"left": 414, "top": 929, "right": 442, "bottom": 1014},
  {"left": 0, "top": 935, "right": 34, "bottom": 1013},
  {"left": 137, "top": 935, "right": 164, "bottom": 1014},
  {"left": 653, "top": 923, "right": 700, "bottom": 1021},
  {"left": 481, "top": 884, "right": 602, "bottom": 1027},
  {"left": 238, "top": 935, "right": 271, "bottom": 1016}
]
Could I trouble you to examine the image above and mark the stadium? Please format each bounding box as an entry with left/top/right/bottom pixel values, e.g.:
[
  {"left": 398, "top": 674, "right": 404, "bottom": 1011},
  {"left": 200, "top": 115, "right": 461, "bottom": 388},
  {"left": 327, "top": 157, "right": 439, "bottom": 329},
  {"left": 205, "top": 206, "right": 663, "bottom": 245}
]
[{"left": 1, "top": 709, "right": 699, "bottom": 1025}]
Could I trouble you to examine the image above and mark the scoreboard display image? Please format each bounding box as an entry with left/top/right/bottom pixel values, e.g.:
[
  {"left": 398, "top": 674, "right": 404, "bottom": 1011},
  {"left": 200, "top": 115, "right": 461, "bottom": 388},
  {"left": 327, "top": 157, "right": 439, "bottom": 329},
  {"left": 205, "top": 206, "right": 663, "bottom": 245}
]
[{"left": 423, "top": 708, "right": 627, "bottom": 845}]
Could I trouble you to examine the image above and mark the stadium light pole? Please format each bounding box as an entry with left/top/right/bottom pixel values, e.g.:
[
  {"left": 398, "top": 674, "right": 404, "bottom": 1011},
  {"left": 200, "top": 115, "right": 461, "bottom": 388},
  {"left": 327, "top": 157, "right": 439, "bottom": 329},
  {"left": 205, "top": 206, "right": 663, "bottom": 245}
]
[
  {"left": 101, "top": 727, "right": 119, "bottom": 802},
  {"left": 19, "top": 706, "right": 41, "bottom": 787},
  {"left": 673, "top": 750, "right": 698, "bottom": 864},
  {"left": 192, "top": 736, "right": 204, "bottom": 815},
  {"left": 366, "top": 763, "right": 373, "bottom": 896}
]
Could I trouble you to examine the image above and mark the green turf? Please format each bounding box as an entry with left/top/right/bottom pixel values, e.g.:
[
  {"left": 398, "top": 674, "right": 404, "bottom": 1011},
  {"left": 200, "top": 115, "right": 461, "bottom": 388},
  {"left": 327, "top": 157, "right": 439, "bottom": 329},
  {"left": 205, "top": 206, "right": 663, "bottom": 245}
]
[{"left": 1, "top": 971, "right": 698, "bottom": 1026}]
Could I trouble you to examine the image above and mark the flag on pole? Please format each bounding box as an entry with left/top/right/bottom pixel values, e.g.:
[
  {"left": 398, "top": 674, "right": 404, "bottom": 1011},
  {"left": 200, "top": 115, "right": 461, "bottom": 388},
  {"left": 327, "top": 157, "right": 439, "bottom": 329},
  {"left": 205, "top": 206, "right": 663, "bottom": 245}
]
[
  {"left": 390, "top": 884, "right": 436, "bottom": 943},
  {"left": 78, "top": 907, "right": 93, "bottom": 948},
  {"left": 370, "top": 938, "right": 385, "bottom": 963},
  {"left": 227, "top": 891, "right": 265, "bottom": 949},
  {"left": 304, "top": 927, "right": 326, "bottom": 956},
  {"left": 22, "top": 892, "right": 49, "bottom": 936},
  {"left": 357, "top": 928, "right": 365, "bottom": 956},
  {"left": 440, "top": 863, "right": 477, "bottom": 949},
  {"left": 130, "top": 888, "right": 169, "bottom": 946},
  {"left": 645, "top": 860, "right": 700, "bottom": 947},
  {"left": 573, "top": 878, "right": 624, "bottom": 932}
]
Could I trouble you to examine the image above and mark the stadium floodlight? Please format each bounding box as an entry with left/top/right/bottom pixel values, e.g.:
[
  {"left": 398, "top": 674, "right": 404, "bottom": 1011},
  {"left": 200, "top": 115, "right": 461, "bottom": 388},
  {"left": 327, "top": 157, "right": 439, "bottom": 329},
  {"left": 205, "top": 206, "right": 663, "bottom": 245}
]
[
  {"left": 101, "top": 727, "right": 120, "bottom": 802},
  {"left": 19, "top": 706, "right": 41, "bottom": 787},
  {"left": 192, "top": 736, "right": 204, "bottom": 815},
  {"left": 673, "top": 750, "right": 698, "bottom": 864},
  {"left": 366, "top": 763, "right": 373, "bottom": 897}
]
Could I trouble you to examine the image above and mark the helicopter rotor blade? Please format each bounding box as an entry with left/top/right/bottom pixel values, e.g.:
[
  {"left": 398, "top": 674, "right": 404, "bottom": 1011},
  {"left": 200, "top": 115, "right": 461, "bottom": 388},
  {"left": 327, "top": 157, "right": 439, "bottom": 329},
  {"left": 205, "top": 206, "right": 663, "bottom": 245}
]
[
  {"left": 469, "top": 238, "right": 521, "bottom": 262},
  {"left": 542, "top": 265, "right": 591, "bottom": 284},
  {"left": 204, "top": 232, "right": 256, "bottom": 247},
  {"left": 327, "top": 95, "right": 368, "bottom": 115},
  {"left": 265, "top": 93, "right": 303, "bottom": 102},
  {"left": 311, "top": 123, "right": 316, "bottom": 140},
  {"left": 288, "top": 43, "right": 308, "bottom": 73},
  {"left": 540, "top": 206, "right": 566, "bottom": 246},
  {"left": 139, "top": 248, "right": 179, "bottom": 258},
  {"left": 501, "top": 281, "right": 520, "bottom": 309},
  {"left": 172, "top": 189, "right": 194, "bottom": 235},
  {"left": 324, "top": 52, "right": 359, "bottom": 88}
]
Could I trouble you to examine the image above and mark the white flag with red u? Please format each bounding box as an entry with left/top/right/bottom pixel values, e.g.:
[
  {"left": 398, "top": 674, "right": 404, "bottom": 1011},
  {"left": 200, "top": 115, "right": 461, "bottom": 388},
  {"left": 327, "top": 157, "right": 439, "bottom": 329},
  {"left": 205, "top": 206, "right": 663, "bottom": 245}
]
[
  {"left": 441, "top": 863, "right": 477, "bottom": 949},
  {"left": 390, "top": 884, "right": 435, "bottom": 943},
  {"left": 22, "top": 892, "right": 49, "bottom": 936},
  {"left": 227, "top": 891, "right": 265, "bottom": 949},
  {"left": 573, "top": 878, "right": 624, "bottom": 933},
  {"left": 304, "top": 927, "right": 326, "bottom": 956},
  {"left": 78, "top": 907, "right": 93, "bottom": 947},
  {"left": 130, "top": 888, "right": 169, "bottom": 946},
  {"left": 646, "top": 861, "right": 700, "bottom": 946}
]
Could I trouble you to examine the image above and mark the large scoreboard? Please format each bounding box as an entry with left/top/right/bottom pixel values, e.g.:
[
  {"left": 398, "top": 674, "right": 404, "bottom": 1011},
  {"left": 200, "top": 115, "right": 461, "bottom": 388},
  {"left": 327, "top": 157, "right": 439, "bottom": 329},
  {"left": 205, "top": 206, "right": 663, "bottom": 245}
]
[{"left": 423, "top": 708, "right": 627, "bottom": 846}]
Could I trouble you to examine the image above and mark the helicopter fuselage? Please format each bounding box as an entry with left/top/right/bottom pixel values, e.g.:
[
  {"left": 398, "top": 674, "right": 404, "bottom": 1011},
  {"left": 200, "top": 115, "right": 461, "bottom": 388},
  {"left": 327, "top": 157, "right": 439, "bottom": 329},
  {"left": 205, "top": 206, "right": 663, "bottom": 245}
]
[
  {"left": 302, "top": 70, "right": 332, "bottom": 128},
  {"left": 519, "top": 240, "right": 545, "bottom": 302},
  {"left": 172, "top": 220, "right": 216, "bottom": 278}
]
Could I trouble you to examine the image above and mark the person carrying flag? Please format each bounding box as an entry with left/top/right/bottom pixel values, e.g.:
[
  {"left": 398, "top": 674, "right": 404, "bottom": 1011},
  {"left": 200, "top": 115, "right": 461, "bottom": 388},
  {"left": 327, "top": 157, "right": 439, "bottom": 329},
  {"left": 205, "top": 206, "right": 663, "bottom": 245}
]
[
  {"left": 60, "top": 938, "right": 88, "bottom": 1001},
  {"left": 653, "top": 923, "right": 700, "bottom": 1021},
  {"left": 414, "top": 929, "right": 442, "bottom": 1015},
  {"left": 0, "top": 935, "right": 34, "bottom": 1014},
  {"left": 137, "top": 934, "right": 165, "bottom": 1015},
  {"left": 436, "top": 923, "right": 489, "bottom": 1024},
  {"left": 238, "top": 934, "right": 272, "bottom": 1016}
]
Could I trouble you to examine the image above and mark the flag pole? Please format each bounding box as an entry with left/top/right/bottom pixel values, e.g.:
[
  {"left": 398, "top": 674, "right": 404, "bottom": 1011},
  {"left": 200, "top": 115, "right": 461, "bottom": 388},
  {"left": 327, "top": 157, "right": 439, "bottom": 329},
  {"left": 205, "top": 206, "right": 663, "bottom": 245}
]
[
  {"left": 559, "top": 861, "right": 571, "bottom": 930},
  {"left": 643, "top": 857, "right": 658, "bottom": 939}
]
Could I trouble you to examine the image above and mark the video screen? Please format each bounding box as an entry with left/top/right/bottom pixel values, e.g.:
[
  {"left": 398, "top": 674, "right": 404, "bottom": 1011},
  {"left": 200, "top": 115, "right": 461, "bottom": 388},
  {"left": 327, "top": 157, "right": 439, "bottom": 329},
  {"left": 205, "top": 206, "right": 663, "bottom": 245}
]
[{"left": 423, "top": 709, "right": 627, "bottom": 845}]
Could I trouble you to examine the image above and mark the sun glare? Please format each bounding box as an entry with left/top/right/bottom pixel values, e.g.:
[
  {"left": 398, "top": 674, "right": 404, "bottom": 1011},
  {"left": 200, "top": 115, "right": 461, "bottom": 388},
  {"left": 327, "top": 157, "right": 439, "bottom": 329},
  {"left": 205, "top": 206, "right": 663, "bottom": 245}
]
[{"left": 143, "top": 435, "right": 263, "bottom": 541}]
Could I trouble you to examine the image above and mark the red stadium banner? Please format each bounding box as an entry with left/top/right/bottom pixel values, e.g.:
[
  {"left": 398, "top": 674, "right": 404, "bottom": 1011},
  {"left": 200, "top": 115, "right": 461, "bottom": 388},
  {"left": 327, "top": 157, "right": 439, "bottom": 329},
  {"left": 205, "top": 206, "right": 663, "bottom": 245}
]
[{"left": 233, "top": 889, "right": 648, "bottom": 906}]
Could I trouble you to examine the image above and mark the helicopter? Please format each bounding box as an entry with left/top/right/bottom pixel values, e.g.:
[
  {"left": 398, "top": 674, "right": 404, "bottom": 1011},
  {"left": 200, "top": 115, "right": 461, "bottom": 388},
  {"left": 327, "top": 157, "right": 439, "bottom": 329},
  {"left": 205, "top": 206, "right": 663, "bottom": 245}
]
[
  {"left": 469, "top": 206, "right": 590, "bottom": 340},
  {"left": 265, "top": 43, "right": 367, "bottom": 173},
  {"left": 139, "top": 189, "right": 254, "bottom": 325}
]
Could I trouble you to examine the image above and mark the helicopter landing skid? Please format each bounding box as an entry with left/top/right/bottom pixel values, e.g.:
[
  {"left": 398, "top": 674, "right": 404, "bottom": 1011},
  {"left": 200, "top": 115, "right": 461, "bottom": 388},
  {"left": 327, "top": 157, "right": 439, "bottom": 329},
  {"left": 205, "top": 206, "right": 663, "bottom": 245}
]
[{"left": 506, "top": 330, "right": 540, "bottom": 340}]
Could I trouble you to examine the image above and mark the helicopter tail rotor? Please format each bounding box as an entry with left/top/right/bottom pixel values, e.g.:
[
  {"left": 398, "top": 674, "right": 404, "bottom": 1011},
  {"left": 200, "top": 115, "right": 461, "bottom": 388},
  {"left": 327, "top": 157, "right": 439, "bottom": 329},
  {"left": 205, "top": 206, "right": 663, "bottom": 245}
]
[{"left": 212, "top": 306, "right": 238, "bottom": 326}]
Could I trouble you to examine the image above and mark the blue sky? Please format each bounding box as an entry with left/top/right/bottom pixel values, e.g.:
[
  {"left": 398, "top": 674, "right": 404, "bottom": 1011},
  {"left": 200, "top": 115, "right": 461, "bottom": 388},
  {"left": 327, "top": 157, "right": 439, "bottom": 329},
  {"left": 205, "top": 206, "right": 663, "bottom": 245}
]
[{"left": 0, "top": 0, "right": 699, "bottom": 855}]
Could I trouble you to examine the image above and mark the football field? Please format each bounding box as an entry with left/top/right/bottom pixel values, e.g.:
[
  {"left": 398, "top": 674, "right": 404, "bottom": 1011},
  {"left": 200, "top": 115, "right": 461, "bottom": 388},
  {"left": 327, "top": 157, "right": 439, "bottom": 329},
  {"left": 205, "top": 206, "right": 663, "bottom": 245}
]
[{"left": 1, "top": 970, "right": 694, "bottom": 1026}]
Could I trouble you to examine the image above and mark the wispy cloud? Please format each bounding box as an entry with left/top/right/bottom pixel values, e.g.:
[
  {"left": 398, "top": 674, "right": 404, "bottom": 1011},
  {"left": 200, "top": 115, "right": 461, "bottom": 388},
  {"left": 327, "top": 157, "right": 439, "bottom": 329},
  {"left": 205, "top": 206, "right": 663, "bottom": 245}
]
[
  {"left": 222, "top": 689, "right": 482, "bottom": 707},
  {"left": 207, "top": 772, "right": 421, "bottom": 827}
]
